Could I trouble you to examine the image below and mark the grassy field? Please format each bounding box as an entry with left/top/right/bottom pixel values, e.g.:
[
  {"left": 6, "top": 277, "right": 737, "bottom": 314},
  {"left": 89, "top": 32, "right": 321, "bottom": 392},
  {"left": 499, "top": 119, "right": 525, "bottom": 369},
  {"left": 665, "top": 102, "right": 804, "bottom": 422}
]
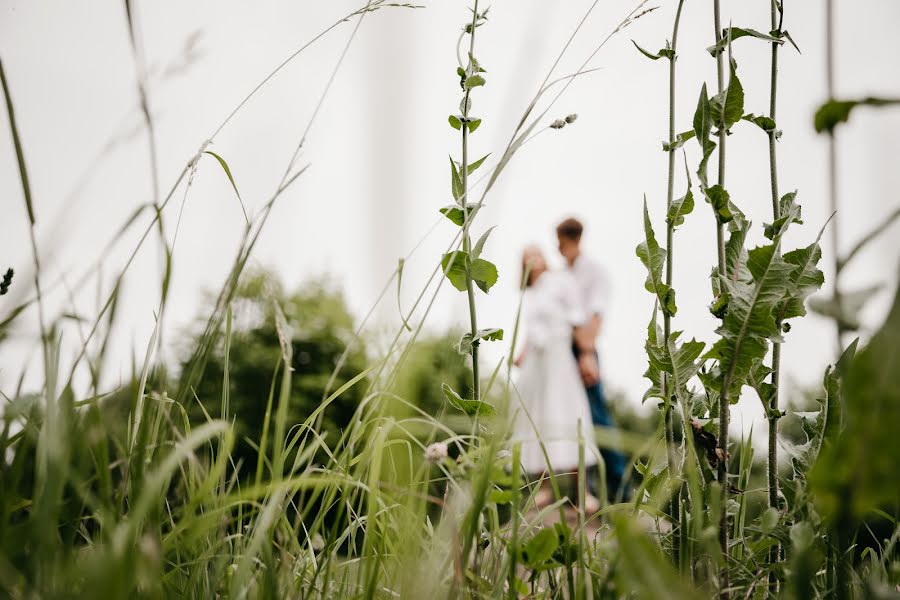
[{"left": 2, "top": 1, "right": 899, "bottom": 598}]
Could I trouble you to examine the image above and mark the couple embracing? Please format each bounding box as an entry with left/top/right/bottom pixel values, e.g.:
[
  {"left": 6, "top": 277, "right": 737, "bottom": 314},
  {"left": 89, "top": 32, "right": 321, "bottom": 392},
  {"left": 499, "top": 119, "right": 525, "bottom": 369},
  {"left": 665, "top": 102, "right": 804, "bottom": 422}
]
[{"left": 512, "top": 218, "right": 628, "bottom": 511}]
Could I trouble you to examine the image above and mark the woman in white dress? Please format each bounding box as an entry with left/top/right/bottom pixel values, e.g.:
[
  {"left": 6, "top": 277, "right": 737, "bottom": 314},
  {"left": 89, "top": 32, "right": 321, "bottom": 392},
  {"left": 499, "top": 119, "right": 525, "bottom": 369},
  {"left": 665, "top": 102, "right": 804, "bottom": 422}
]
[{"left": 512, "top": 246, "right": 601, "bottom": 509}]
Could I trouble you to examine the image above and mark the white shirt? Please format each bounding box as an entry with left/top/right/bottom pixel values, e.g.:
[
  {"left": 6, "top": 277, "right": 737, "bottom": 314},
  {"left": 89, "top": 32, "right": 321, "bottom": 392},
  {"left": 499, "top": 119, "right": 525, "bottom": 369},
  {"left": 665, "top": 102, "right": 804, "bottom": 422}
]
[{"left": 568, "top": 254, "right": 611, "bottom": 319}]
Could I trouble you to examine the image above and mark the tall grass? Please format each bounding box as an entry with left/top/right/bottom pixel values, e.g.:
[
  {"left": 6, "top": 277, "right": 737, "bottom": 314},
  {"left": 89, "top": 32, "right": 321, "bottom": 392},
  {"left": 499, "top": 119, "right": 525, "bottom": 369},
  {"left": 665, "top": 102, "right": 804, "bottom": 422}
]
[{"left": 2, "top": 2, "right": 899, "bottom": 599}]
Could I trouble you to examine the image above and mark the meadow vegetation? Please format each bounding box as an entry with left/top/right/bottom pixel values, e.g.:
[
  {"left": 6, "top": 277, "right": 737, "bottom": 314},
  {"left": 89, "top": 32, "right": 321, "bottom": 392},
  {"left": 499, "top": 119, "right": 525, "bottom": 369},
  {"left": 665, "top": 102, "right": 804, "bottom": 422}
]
[{"left": 1, "top": 1, "right": 899, "bottom": 598}]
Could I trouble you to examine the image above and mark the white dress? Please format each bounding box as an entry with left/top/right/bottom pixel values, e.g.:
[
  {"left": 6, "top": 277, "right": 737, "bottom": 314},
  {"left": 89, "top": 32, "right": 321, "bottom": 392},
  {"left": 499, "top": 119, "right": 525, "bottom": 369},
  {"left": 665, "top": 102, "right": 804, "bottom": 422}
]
[{"left": 512, "top": 270, "right": 600, "bottom": 474}]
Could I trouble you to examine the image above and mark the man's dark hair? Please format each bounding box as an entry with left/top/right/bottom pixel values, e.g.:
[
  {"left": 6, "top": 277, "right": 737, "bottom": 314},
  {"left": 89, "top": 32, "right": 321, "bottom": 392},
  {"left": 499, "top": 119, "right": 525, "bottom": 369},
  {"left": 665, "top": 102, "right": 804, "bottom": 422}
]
[{"left": 556, "top": 217, "right": 584, "bottom": 241}]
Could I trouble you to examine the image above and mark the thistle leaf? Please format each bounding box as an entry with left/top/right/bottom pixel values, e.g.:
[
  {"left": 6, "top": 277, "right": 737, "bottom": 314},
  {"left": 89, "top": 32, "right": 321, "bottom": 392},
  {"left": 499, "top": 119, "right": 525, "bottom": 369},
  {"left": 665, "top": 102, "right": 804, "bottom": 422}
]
[{"left": 636, "top": 198, "right": 676, "bottom": 317}]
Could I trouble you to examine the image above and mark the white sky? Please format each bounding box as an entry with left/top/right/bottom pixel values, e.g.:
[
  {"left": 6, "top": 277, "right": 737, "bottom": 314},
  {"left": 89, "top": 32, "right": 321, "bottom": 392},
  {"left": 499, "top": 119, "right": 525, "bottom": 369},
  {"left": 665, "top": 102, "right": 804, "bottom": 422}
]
[{"left": 2, "top": 1, "right": 899, "bottom": 433}]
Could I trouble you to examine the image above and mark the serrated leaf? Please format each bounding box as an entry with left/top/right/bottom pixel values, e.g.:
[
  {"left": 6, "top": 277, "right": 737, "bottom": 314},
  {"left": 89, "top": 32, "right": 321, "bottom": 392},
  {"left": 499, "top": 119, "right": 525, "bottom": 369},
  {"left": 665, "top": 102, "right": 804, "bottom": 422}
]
[
  {"left": 705, "top": 240, "right": 794, "bottom": 399},
  {"left": 636, "top": 198, "right": 676, "bottom": 317},
  {"left": 667, "top": 335, "right": 705, "bottom": 401},
  {"left": 441, "top": 251, "right": 469, "bottom": 291},
  {"left": 448, "top": 115, "right": 462, "bottom": 130},
  {"left": 442, "top": 383, "right": 495, "bottom": 416},
  {"left": 707, "top": 27, "right": 783, "bottom": 57},
  {"left": 763, "top": 191, "right": 802, "bottom": 240},
  {"left": 470, "top": 258, "right": 498, "bottom": 293},
  {"left": 777, "top": 241, "right": 824, "bottom": 321},
  {"left": 642, "top": 311, "right": 666, "bottom": 403},
  {"left": 464, "top": 74, "right": 486, "bottom": 89}
]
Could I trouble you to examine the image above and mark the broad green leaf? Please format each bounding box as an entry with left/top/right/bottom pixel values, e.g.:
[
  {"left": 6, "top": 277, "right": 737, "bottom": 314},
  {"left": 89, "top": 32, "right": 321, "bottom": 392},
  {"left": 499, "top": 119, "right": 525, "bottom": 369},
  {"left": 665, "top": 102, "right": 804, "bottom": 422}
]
[
  {"left": 704, "top": 184, "right": 733, "bottom": 224},
  {"left": 442, "top": 383, "right": 495, "bottom": 416},
  {"left": 467, "top": 153, "right": 490, "bottom": 174},
  {"left": 814, "top": 97, "right": 900, "bottom": 134},
  {"left": 470, "top": 258, "right": 498, "bottom": 293},
  {"left": 471, "top": 226, "right": 494, "bottom": 259},
  {"left": 709, "top": 64, "right": 745, "bottom": 130},
  {"left": 439, "top": 204, "right": 474, "bottom": 227},
  {"left": 705, "top": 240, "right": 794, "bottom": 400},
  {"left": 467, "top": 118, "right": 482, "bottom": 133},
  {"left": 205, "top": 151, "right": 250, "bottom": 226},
  {"left": 811, "top": 278, "right": 900, "bottom": 521},
  {"left": 636, "top": 198, "right": 676, "bottom": 317},
  {"left": 632, "top": 40, "right": 674, "bottom": 61},
  {"left": 815, "top": 339, "right": 858, "bottom": 459},
  {"left": 521, "top": 528, "right": 558, "bottom": 567},
  {"left": 662, "top": 129, "right": 695, "bottom": 152},
  {"left": 449, "top": 156, "right": 463, "bottom": 201},
  {"left": 441, "top": 251, "right": 469, "bottom": 292},
  {"left": 448, "top": 115, "right": 462, "bottom": 130},
  {"left": 612, "top": 518, "right": 699, "bottom": 600},
  {"left": 488, "top": 489, "right": 514, "bottom": 504},
  {"left": 464, "top": 75, "right": 486, "bottom": 89},
  {"left": 742, "top": 113, "right": 778, "bottom": 136},
  {"left": 760, "top": 507, "right": 780, "bottom": 532},
  {"left": 707, "top": 27, "right": 783, "bottom": 56}
]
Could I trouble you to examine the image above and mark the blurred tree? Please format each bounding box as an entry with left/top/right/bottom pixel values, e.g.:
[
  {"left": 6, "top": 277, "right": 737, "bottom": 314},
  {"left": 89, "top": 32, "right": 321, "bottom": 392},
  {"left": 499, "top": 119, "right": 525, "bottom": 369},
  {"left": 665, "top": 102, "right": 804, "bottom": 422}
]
[
  {"left": 389, "top": 331, "right": 472, "bottom": 419},
  {"left": 182, "top": 269, "right": 369, "bottom": 476}
]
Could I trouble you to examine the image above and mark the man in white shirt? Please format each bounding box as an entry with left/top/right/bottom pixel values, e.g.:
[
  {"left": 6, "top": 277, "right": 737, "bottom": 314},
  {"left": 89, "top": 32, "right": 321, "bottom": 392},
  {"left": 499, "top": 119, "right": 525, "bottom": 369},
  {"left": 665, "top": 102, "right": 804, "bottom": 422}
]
[{"left": 556, "top": 217, "right": 628, "bottom": 500}]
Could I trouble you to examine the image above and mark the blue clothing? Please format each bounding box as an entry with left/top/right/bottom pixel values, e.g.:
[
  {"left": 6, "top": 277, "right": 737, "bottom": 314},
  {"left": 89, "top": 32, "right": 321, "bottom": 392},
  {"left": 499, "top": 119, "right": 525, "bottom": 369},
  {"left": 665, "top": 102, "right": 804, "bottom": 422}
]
[
  {"left": 585, "top": 379, "right": 627, "bottom": 496},
  {"left": 573, "top": 344, "right": 628, "bottom": 499}
]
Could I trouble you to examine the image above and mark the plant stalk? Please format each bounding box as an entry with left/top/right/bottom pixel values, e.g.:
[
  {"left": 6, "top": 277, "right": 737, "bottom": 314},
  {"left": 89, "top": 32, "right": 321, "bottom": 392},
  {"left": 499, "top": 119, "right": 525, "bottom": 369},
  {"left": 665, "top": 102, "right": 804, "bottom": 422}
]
[
  {"left": 766, "top": 0, "right": 784, "bottom": 590},
  {"left": 664, "top": 0, "right": 687, "bottom": 571},
  {"left": 462, "top": 0, "right": 481, "bottom": 402},
  {"left": 712, "top": 0, "right": 730, "bottom": 594}
]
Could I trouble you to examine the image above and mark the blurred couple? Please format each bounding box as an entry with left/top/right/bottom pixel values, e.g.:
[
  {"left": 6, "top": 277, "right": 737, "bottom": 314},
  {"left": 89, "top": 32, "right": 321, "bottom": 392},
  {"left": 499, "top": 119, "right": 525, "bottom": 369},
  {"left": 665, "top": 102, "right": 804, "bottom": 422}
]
[{"left": 512, "top": 218, "right": 627, "bottom": 511}]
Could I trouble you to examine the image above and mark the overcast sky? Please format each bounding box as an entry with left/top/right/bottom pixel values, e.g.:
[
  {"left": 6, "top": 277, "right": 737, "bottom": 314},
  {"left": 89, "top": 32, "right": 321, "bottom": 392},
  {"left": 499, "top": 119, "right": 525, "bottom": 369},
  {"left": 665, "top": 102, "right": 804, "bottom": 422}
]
[{"left": 2, "top": 1, "right": 899, "bottom": 431}]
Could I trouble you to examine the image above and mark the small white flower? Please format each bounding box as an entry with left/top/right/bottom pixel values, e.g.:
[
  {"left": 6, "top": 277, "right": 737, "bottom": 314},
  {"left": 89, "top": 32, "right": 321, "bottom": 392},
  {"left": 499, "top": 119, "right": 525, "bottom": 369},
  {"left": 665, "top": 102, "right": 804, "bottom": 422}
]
[{"left": 425, "top": 441, "right": 449, "bottom": 464}]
